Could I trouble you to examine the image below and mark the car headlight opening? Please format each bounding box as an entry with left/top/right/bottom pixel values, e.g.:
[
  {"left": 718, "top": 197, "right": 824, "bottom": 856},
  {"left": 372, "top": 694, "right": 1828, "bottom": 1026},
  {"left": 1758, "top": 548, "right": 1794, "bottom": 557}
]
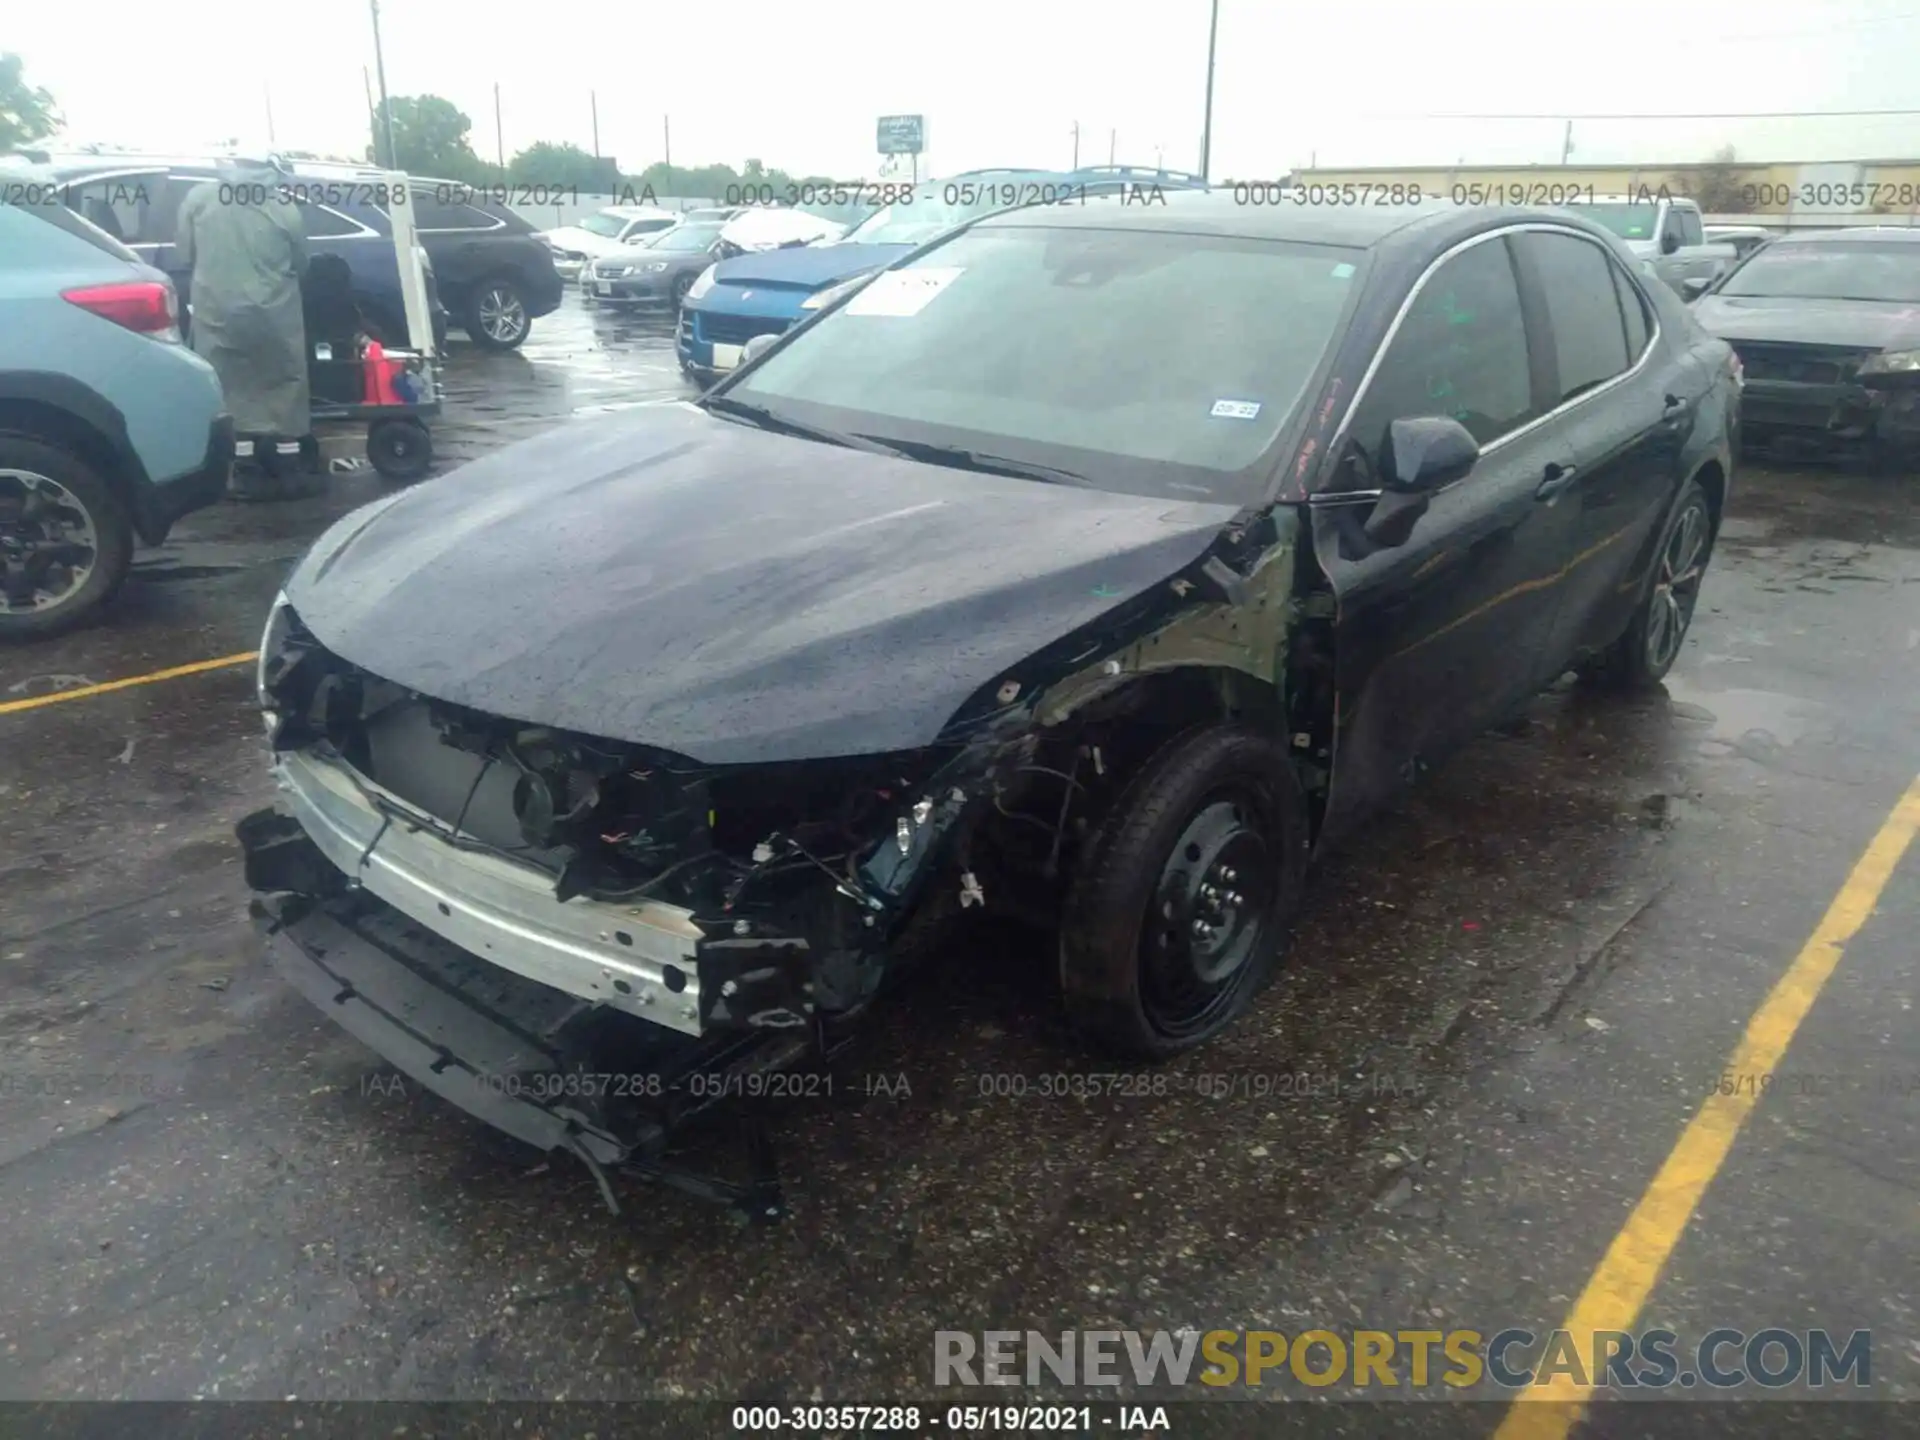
[{"left": 686, "top": 264, "right": 719, "bottom": 302}]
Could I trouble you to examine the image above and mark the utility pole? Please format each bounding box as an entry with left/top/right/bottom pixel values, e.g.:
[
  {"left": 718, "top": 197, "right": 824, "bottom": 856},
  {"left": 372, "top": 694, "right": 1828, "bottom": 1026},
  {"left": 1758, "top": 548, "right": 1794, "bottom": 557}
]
[
  {"left": 265, "top": 84, "right": 276, "bottom": 146},
  {"left": 1109, "top": 129, "right": 1116, "bottom": 165},
  {"left": 590, "top": 91, "right": 600, "bottom": 158},
  {"left": 1560, "top": 119, "right": 1574, "bottom": 165},
  {"left": 369, "top": 0, "right": 396, "bottom": 169},
  {"left": 1071, "top": 121, "right": 1080, "bottom": 169},
  {"left": 363, "top": 68, "right": 379, "bottom": 166},
  {"left": 494, "top": 83, "right": 505, "bottom": 171},
  {"left": 663, "top": 114, "right": 672, "bottom": 171},
  {"left": 1198, "top": 0, "right": 1220, "bottom": 179}
]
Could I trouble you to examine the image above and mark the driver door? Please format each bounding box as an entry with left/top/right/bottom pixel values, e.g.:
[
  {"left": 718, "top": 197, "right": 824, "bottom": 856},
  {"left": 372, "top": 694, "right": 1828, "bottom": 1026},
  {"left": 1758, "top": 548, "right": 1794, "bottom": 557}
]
[{"left": 1310, "top": 231, "right": 1573, "bottom": 840}]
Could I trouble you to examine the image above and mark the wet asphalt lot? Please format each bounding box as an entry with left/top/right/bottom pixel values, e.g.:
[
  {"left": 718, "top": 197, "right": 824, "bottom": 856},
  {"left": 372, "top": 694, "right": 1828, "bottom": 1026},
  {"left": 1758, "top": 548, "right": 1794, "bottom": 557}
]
[{"left": 2, "top": 294, "right": 1919, "bottom": 1426}]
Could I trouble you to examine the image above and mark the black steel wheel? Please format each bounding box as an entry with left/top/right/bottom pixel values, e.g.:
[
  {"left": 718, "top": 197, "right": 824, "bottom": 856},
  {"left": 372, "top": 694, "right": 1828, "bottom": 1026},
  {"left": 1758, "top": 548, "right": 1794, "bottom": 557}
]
[
  {"left": 0, "top": 434, "right": 134, "bottom": 642},
  {"left": 1060, "top": 726, "right": 1308, "bottom": 1059},
  {"left": 367, "top": 418, "right": 434, "bottom": 483},
  {"left": 464, "top": 276, "right": 531, "bottom": 350},
  {"left": 1582, "top": 479, "right": 1714, "bottom": 690}
]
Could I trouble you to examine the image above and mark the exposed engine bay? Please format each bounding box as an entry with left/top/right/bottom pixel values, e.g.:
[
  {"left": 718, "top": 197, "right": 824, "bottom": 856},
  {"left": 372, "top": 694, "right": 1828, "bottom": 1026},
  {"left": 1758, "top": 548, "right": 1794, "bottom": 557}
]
[{"left": 237, "top": 499, "right": 1318, "bottom": 1216}]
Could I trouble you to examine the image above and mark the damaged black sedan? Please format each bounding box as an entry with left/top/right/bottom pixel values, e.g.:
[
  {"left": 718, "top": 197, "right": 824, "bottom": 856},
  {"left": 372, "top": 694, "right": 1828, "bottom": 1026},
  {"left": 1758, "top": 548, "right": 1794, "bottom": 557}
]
[{"left": 241, "top": 194, "right": 1738, "bottom": 1212}]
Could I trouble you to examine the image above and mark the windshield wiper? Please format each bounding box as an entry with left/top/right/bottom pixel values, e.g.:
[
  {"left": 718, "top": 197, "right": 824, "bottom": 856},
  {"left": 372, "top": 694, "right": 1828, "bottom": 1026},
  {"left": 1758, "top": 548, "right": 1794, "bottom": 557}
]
[
  {"left": 702, "top": 395, "right": 893, "bottom": 453},
  {"left": 854, "top": 435, "right": 1093, "bottom": 487}
]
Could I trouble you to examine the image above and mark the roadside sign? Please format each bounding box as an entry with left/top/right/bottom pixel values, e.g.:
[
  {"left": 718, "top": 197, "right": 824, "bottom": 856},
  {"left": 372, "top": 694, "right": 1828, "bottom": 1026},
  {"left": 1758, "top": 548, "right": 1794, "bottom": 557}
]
[{"left": 877, "top": 115, "right": 926, "bottom": 155}]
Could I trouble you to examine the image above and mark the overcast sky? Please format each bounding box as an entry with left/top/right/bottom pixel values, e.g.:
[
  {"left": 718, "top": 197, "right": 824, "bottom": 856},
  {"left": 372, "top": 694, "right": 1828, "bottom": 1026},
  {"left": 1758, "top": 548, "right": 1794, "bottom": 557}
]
[{"left": 14, "top": 0, "right": 1920, "bottom": 177}]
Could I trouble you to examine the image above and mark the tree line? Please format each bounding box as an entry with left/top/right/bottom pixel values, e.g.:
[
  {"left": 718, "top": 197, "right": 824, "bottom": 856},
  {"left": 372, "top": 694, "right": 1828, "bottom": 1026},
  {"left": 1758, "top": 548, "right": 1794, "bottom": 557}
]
[{"left": 370, "top": 94, "right": 839, "bottom": 197}]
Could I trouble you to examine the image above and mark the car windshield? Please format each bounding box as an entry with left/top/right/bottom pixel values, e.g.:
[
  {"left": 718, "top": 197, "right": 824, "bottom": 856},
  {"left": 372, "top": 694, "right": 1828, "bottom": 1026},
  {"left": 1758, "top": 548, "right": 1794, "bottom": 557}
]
[
  {"left": 647, "top": 223, "right": 724, "bottom": 253},
  {"left": 1717, "top": 241, "right": 1920, "bottom": 302},
  {"left": 842, "top": 175, "right": 1075, "bottom": 246},
  {"left": 578, "top": 211, "right": 631, "bottom": 238},
  {"left": 1566, "top": 203, "right": 1661, "bottom": 241},
  {"left": 719, "top": 223, "right": 1362, "bottom": 504}
]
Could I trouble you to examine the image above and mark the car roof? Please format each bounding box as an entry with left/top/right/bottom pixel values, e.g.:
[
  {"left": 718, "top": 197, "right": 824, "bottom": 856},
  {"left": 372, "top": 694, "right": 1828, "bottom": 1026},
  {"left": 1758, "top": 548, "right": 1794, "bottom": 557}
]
[
  {"left": 603, "top": 205, "right": 676, "bottom": 218},
  {"left": 1767, "top": 226, "right": 1920, "bottom": 245},
  {"left": 978, "top": 190, "right": 1555, "bottom": 250},
  {"left": 35, "top": 151, "right": 434, "bottom": 184}
]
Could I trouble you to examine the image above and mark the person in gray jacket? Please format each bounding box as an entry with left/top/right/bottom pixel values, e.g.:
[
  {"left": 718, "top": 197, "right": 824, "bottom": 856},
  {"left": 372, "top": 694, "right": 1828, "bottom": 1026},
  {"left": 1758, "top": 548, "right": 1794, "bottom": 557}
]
[{"left": 175, "top": 155, "right": 316, "bottom": 499}]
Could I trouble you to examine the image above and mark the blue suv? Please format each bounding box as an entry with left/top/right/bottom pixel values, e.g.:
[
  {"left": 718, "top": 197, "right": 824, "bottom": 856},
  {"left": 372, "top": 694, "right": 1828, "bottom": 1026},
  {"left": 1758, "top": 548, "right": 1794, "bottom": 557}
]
[
  {"left": 677, "top": 166, "right": 1209, "bottom": 381},
  {"left": 39, "top": 155, "right": 465, "bottom": 352},
  {"left": 0, "top": 179, "right": 233, "bottom": 639}
]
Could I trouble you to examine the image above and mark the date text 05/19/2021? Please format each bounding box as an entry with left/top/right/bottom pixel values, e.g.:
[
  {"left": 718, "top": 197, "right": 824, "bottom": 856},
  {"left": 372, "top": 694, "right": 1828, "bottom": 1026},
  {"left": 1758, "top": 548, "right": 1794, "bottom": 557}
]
[{"left": 729, "top": 1404, "right": 1173, "bottom": 1433}]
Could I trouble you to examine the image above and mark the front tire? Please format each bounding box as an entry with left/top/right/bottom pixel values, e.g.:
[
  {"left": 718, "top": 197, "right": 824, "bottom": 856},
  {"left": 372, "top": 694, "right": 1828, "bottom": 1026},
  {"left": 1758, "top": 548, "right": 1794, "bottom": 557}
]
[
  {"left": 464, "top": 276, "right": 531, "bottom": 350},
  {"left": 0, "top": 435, "right": 135, "bottom": 642},
  {"left": 1582, "top": 479, "right": 1714, "bottom": 691},
  {"left": 1060, "top": 726, "right": 1308, "bottom": 1059}
]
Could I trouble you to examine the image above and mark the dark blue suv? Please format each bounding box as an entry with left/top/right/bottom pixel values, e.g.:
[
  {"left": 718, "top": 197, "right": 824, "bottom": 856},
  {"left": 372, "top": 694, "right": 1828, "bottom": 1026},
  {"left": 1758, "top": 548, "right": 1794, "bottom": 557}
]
[
  {"left": 42, "top": 156, "right": 562, "bottom": 352},
  {"left": 677, "top": 165, "right": 1209, "bottom": 380}
]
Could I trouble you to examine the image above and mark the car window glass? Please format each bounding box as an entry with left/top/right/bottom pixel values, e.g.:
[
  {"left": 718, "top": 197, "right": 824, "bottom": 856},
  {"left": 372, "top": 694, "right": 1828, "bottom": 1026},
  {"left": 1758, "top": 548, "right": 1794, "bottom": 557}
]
[
  {"left": 730, "top": 226, "right": 1363, "bottom": 503},
  {"left": 1719, "top": 241, "right": 1920, "bottom": 302},
  {"left": 1519, "top": 231, "right": 1631, "bottom": 403},
  {"left": 410, "top": 194, "right": 498, "bottom": 231},
  {"left": 63, "top": 175, "right": 161, "bottom": 245},
  {"left": 300, "top": 203, "right": 364, "bottom": 238},
  {"left": 1349, "top": 236, "right": 1534, "bottom": 453},
  {"left": 6, "top": 194, "right": 141, "bottom": 262},
  {"left": 1613, "top": 261, "right": 1651, "bottom": 358},
  {"left": 1675, "top": 208, "right": 1704, "bottom": 247},
  {"left": 622, "top": 218, "right": 676, "bottom": 241}
]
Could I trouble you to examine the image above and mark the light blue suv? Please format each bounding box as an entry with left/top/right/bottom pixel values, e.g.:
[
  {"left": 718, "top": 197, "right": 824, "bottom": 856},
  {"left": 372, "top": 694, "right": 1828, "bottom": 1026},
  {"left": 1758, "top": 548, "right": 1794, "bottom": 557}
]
[{"left": 0, "top": 172, "right": 233, "bottom": 639}]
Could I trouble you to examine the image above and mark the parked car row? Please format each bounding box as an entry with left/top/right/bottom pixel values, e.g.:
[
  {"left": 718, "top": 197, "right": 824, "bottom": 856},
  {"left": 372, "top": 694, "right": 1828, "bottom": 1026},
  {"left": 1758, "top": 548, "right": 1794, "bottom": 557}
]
[
  {"left": 32, "top": 154, "right": 564, "bottom": 351},
  {"left": 675, "top": 166, "right": 1214, "bottom": 380},
  {"left": 239, "top": 190, "right": 1742, "bottom": 1211}
]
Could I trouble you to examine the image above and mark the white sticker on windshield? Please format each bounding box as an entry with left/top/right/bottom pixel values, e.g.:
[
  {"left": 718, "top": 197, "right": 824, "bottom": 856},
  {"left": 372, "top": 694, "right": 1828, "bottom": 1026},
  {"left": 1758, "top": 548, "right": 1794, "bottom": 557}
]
[
  {"left": 1331, "top": 262, "right": 1356, "bottom": 279},
  {"left": 845, "top": 267, "right": 965, "bottom": 317},
  {"left": 1210, "top": 399, "right": 1262, "bottom": 420}
]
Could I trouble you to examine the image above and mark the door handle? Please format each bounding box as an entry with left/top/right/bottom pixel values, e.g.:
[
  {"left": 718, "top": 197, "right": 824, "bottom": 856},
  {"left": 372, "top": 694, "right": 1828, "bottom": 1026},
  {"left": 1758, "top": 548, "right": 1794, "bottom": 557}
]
[
  {"left": 1536, "top": 461, "right": 1578, "bottom": 500},
  {"left": 1659, "top": 393, "right": 1692, "bottom": 430}
]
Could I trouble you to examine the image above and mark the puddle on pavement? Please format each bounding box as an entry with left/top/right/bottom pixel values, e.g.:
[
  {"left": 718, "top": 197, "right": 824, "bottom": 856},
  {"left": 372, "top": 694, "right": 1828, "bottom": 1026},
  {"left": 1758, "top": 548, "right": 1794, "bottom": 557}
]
[{"left": 1661, "top": 674, "right": 1831, "bottom": 754}]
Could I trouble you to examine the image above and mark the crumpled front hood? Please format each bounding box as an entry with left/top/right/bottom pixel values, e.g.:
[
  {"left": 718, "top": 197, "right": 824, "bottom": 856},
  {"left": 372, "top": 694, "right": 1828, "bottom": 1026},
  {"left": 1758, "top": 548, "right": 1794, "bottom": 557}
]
[
  {"left": 706, "top": 243, "right": 913, "bottom": 292},
  {"left": 1693, "top": 295, "right": 1920, "bottom": 351},
  {"left": 286, "top": 404, "right": 1239, "bottom": 764}
]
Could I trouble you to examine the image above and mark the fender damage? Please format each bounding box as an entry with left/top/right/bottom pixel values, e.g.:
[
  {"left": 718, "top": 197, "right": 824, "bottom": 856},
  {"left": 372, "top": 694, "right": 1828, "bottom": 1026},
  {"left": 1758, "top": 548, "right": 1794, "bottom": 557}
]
[{"left": 238, "top": 407, "right": 1317, "bottom": 1206}]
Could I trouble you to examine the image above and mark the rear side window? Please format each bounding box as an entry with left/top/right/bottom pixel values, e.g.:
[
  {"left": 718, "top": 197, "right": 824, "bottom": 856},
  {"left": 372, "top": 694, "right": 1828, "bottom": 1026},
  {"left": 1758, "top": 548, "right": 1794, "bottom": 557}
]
[
  {"left": 5, "top": 196, "right": 140, "bottom": 263},
  {"left": 61, "top": 175, "right": 164, "bottom": 245},
  {"left": 1350, "top": 235, "right": 1534, "bottom": 451},
  {"left": 409, "top": 193, "right": 501, "bottom": 231},
  {"left": 1614, "top": 263, "right": 1651, "bottom": 358},
  {"left": 1516, "top": 231, "right": 1631, "bottom": 403},
  {"left": 475, "top": 200, "right": 532, "bottom": 233},
  {"left": 1666, "top": 206, "right": 1704, "bottom": 248},
  {"left": 301, "top": 203, "right": 365, "bottom": 238}
]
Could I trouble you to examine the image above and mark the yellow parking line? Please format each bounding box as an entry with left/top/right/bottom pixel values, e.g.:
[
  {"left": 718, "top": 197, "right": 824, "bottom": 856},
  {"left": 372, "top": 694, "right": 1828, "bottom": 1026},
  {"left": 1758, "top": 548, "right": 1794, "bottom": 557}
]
[
  {"left": 1494, "top": 771, "right": 1920, "bottom": 1439},
  {"left": 0, "top": 651, "right": 258, "bottom": 717}
]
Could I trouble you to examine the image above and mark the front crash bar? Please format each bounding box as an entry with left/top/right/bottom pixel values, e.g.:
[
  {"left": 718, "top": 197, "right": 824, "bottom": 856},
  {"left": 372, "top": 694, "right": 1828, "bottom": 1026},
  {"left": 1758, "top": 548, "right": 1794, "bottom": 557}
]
[{"left": 254, "top": 889, "right": 808, "bottom": 1219}]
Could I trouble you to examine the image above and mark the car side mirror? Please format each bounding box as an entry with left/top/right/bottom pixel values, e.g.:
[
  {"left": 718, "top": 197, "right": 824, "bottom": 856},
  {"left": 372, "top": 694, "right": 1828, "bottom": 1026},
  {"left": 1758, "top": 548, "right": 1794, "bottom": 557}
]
[
  {"left": 1383, "top": 415, "right": 1479, "bottom": 493},
  {"left": 1660, "top": 230, "right": 1682, "bottom": 255},
  {"left": 1681, "top": 275, "right": 1712, "bottom": 300},
  {"left": 1364, "top": 416, "right": 1479, "bottom": 548}
]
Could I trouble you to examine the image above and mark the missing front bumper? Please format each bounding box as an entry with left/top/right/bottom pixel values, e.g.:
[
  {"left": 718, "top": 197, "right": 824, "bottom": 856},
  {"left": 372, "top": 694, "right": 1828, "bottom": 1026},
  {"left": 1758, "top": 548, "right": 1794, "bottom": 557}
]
[
  {"left": 267, "top": 748, "right": 712, "bottom": 1033},
  {"left": 254, "top": 886, "right": 815, "bottom": 1215}
]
